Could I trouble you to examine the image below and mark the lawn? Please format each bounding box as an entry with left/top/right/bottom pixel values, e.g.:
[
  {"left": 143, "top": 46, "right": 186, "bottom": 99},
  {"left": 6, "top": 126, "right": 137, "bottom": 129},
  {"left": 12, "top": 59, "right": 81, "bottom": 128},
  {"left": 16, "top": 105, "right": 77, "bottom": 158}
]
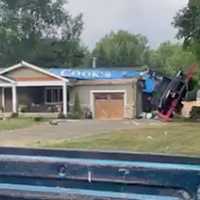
[
  {"left": 42, "top": 122, "right": 200, "bottom": 156},
  {"left": 0, "top": 118, "right": 40, "bottom": 131}
]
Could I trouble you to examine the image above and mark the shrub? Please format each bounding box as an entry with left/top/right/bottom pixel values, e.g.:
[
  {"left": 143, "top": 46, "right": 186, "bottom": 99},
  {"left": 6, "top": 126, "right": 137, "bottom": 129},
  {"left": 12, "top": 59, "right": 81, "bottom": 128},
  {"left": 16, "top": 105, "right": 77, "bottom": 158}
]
[
  {"left": 71, "top": 93, "right": 83, "bottom": 119},
  {"left": 67, "top": 112, "right": 82, "bottom": 120},
  {"left": 190, "top": 107, "right": 200, "bottom": 120},
  {"left": 67, "top": 112, "right": 73, "bottom": 119},
  {"left": 10, "top": 113, "right": 18, "bottom": 118},
  {"left": 83, "top": 107, "right": 93, "bottom": 119},
  {"left": 0, "top": 106, "right": 4, "bottom": 113},
  {"left": 185, "top": 89, "right": 198, "bottom": 101},
  {"left": 57, "top": 112, "right": 66, "bottom": 119},
  {"left": 33, "top": 117, "right": 43, "bottom": 122},
  {"left": 18, "top": 105, "right": 28, "bottom": 113}
]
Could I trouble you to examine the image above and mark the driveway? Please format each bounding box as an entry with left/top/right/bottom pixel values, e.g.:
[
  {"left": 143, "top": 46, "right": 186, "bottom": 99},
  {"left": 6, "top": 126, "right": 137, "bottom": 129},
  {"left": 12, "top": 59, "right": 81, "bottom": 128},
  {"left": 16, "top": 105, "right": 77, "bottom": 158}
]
[{"left": 0, "top": 120, "right": 160, "bottom": 147}]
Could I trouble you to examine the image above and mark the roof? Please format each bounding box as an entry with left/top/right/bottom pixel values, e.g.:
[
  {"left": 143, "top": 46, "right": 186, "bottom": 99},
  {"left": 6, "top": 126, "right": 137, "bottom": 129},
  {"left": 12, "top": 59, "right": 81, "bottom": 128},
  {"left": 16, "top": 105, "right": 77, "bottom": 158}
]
[
  {"left": 74, "top": 79, "right": 137, "bottom": 86},
  {"left": 49, "top": 68, "right": 156, "bottom": 93},
  {"left": 0, "top": 75, "right": 16, "bottom": 84},
  {"left": 0, "top": 68, "right": 6, "bottom": 73},
  {"left": 49, "top": 68, "right": 142, "bottom": 80},
  {"left": 0, "top": 61, "right": 69, "bottom": 83},
  {"left": 0, "top": 63, "right": 156, "bottom": 93}
]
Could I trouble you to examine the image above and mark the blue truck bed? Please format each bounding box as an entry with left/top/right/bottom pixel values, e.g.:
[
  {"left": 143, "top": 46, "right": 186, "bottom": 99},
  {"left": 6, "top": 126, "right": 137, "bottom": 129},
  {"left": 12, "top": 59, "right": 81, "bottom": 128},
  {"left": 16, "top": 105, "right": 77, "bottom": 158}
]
[{"left": 0, "top": 147, "right": 199, "bottom": 200}]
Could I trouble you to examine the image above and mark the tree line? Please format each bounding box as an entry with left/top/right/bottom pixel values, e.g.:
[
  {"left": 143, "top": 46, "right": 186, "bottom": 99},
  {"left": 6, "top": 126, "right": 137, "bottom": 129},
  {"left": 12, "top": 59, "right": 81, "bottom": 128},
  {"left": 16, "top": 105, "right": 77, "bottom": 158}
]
[{"left": 0, "top": 0, "right": 199, "bottom": 79}]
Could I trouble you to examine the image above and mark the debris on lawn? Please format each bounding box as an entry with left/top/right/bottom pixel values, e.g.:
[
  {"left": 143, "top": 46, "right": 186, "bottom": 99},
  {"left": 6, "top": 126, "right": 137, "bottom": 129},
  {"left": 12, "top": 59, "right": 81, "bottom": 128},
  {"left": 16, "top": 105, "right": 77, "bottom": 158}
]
[
  {"left": 147, "top": 136, "right": 153, "bottom": 140},
  {"left": 165, "top": 146, "right": 170, "bottom": 151},
  {"left": 139, "top": 112, "right": 155, "bottom": 119},
  {"left": 164, "top": 131, "right": 168, "bottom": 136},
  {"left": 49, "top": 120, "right": 59, "bottom": 126}
]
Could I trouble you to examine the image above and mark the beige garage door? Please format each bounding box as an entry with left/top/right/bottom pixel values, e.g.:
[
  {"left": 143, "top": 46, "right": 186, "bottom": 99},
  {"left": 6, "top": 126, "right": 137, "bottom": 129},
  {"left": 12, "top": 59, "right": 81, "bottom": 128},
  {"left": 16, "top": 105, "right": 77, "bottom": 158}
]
[{"left": 94, "top": 93, "right": 124, "bottom": 120}]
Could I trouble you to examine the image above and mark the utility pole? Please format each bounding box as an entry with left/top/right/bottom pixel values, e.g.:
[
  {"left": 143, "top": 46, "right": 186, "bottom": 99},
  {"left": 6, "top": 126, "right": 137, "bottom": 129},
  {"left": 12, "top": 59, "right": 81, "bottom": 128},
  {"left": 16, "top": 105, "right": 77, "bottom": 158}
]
[{"left": 92, "top": 57, "right": 97, "bottom": 69}]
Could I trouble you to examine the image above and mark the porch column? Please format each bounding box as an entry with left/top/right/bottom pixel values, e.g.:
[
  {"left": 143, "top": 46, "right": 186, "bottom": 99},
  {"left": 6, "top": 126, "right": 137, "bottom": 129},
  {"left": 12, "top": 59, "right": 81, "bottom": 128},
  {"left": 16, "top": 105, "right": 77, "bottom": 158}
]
[
  {"left": 2, "top": 88, "right": 5, "bottom": 111},
  {"left": 12, "top": 85, "right": 17, "bottom": 113},
  {"left": 63, "top": 83, "right": 68, "bottom": 116}
]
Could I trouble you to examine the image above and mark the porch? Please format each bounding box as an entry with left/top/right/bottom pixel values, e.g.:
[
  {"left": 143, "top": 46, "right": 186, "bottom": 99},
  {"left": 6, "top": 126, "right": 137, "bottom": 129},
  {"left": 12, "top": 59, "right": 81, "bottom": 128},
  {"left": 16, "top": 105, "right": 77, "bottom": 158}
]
[
  {"left": 0, "top": 85, "right": 68, "bottom": 116},
  {"left": 17, "top": 86, "right": 63, "bottom": 113}
]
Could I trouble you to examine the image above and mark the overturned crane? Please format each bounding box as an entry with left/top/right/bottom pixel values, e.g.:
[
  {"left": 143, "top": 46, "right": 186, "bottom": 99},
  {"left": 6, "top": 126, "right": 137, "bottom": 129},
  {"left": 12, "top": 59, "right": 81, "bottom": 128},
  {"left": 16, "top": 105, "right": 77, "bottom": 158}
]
[{"left": 152, "top": 64, "right": 197, "bottom": 122}]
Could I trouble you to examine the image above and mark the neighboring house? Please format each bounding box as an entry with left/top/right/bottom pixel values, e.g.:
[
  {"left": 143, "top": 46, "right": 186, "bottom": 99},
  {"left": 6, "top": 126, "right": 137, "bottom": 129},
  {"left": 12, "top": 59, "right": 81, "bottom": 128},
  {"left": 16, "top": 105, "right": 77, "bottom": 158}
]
[
  {"left": 0, "top": 61, "right": 148, "bottom": 120},
  {"left": 182, "top": 90, "right": 200, "bottom": 118},
  {"left": 0, "top": 61, "right": 69, "bottom": 116}
]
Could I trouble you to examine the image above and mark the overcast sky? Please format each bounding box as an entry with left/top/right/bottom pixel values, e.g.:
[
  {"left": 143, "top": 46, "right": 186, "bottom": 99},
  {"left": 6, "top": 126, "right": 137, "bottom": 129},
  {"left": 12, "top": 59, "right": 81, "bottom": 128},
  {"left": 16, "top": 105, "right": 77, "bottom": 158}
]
[{"left": 66, "top": 0, "right": 188, "bottom": 49}]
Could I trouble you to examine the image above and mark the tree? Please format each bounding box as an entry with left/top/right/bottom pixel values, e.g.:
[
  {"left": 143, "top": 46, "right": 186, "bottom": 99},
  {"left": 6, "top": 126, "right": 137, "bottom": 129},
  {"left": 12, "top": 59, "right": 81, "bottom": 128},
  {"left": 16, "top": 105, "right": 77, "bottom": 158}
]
[
  {"left": 148, "top": 42, "right": 197, "bottom": 76},
  {"left": 0, "top": 0, "right": 86, "bottom": 67},
  {"left": 72, "top": 93, "right": 82, "bottom": 119},
  {"left": 92, "top": 30, "right": 149, "bottom": 67},
  {"left": 173, "top": 0, "right": 200, "bottom": 80},
  {"left": 174, "top": 0, "right": 200, "bottom": 60}
]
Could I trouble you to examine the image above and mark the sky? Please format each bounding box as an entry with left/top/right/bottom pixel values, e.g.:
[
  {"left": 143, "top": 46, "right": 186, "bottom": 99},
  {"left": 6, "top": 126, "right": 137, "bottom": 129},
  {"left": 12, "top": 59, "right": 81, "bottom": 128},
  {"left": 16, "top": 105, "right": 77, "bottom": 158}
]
[{"left": 66, "top": 0, "right": 188, "bottom": 49}]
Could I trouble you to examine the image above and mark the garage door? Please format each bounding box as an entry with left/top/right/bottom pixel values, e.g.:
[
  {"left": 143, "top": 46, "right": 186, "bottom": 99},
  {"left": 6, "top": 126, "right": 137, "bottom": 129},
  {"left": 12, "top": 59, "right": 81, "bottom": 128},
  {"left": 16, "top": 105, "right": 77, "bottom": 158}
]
[{"left": 94, "top": 93, "right": 124, "bottom": 120}]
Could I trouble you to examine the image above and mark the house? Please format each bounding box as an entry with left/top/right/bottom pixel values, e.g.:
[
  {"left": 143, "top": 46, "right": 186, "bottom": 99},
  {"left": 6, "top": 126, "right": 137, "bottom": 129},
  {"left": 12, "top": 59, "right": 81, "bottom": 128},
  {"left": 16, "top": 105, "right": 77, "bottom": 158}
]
[
  {"left": 69, "top": 79, "right": 138, "bottom": 119},
  {"left": 0, "top": 61, "right": 69, "bottom": 117},
  {"left": 182, "top": 90, "right": 200, "bottom": 118},
  {"left": 50, "top": 67, "right": 143, "bottom": 119},
  {"left": 0, "top": 61, "right": 149, "bottom": 120}
]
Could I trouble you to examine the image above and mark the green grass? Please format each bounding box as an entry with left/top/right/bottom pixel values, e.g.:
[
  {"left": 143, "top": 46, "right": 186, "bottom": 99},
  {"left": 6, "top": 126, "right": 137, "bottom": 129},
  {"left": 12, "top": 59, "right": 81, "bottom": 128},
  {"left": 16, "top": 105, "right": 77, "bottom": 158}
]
[
  {"left": 0, "top": 118, "right": 41, "bottom": 131},
  {"left": 42, "top": 122, "right": 200, "bottom": 156}
]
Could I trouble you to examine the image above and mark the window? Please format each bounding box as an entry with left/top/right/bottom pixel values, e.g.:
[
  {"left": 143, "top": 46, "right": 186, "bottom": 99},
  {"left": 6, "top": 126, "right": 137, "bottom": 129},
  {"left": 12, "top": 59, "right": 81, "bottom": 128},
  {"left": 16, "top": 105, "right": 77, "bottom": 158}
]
[
  {"left": 45, "top": 88, "right": 63, "bottom": 104},
  {"left": 94, "top": 93, "right": 124, "bottom": 100},
  {"left": 110, "top": 93, "right": 123, "bottom": 100},
  {"left": 94, "top": 93, "right": 109, "bottom": 100}
]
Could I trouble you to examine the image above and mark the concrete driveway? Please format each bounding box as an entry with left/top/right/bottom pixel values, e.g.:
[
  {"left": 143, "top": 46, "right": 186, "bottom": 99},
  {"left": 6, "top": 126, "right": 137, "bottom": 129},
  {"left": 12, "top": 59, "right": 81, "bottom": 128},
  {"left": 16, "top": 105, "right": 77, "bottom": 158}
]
[{"left": 0, "top": 120, "right": 159, "bottom": 147}]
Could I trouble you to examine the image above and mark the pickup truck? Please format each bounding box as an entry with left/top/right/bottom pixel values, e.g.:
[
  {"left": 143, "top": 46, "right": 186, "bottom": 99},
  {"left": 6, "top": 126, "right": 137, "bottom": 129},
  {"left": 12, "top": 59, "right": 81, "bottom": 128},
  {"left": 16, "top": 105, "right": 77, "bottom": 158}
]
[{"left": 0, "top": 147, "right": 199, "bottom": 200}]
